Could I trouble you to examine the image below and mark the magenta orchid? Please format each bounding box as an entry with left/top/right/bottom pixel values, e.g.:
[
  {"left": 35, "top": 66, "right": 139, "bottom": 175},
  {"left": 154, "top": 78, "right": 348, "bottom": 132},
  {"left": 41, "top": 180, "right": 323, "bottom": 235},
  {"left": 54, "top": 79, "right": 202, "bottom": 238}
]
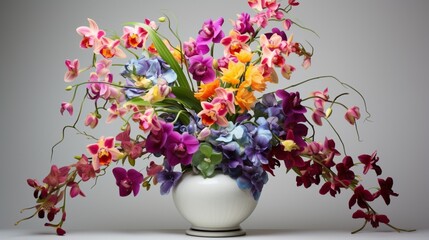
[
  {"left": 188, "top": 55, "right": 216, "bottom": 83},
  {"left": 165, "top": 132, "right": 199, "bottom": 166},
  {"left": 60, "top": 102, "right": 73, "bottom": 116},
  {"left": 64, "top": 59, "right": 79, "bottom": 82},
  {"left": 113, "top": 167, "right": 144, "bottom": 197},
  {"left": 345, "top": 106, "right": 361, "bottom": 125}
]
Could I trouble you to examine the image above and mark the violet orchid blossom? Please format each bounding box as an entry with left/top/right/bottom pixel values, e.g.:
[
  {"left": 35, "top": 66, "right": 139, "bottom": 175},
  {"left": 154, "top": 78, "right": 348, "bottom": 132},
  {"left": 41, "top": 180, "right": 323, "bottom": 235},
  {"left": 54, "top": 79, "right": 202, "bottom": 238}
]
[{"left": 112, "top": 167, "right": 144, "bottom": 197}]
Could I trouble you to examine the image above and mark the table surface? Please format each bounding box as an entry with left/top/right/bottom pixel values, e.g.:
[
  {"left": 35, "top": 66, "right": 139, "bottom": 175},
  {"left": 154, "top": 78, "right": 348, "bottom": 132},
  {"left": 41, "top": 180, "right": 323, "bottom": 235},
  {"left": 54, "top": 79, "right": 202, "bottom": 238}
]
[{"left": 1, "top": 229, "right": 427, "bottom": 239}]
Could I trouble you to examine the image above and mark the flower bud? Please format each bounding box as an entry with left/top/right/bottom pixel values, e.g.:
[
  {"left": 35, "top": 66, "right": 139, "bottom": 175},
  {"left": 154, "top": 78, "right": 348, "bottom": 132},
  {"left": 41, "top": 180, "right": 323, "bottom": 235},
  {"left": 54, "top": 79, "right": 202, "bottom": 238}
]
[
  {"left": 325, "top": 108, "right": 332, "bottom": 118},
  {"left": 158, "top": 16, "right": 166, "bottom": 22},
  {"left": 84, "top": 113, "right": 99, "bottom": 129},
  {"left": 60, "top": 102, "right": 73, "bottom": 116},
  {"left": 65, "top": 86, "right": 73, "bottom": 91}
]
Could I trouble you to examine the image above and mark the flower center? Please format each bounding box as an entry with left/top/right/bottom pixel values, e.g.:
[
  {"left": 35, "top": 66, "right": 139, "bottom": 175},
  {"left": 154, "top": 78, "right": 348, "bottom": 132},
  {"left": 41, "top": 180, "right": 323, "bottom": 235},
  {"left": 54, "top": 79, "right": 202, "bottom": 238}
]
[
  {"left": 201, "top": 110, "right": 216, "bottom": 126},
  {"left": 201, "top": 26, "right": 214, "bottom": 39},
  {"left": 100, "top": 46, "right": 114, "bottom": 59},
  {"left": 230, "top": 42, "right": 243, "bottom": 55},
  {"left": 98, "top": 148, "right": 112, "bottom": 165},
  {"left": 120, "top": 179, "right": 131, "bottom": 189},
  {"left": 82, "top": 36, "right": 93, "bottom": 48},
  {"left": 195, "top": 63, "right": 207, "bottom": 76},
  {"left": 174, "top": 143, "right": 187, "bottom": 158},
  {"left": 128, "top": 33, "right": 140, "bottom": 48}
]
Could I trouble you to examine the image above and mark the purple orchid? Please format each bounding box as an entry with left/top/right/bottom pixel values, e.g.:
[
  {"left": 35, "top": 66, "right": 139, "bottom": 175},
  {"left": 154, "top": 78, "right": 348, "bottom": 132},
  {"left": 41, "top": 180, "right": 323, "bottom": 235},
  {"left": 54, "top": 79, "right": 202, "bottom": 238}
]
[
  {"left": 233, "top": 12, "right": 254, "bottom": 35},
  {"left": 165, "top": 132, "right": 199, "bottom": 166},
  {"left": 196, "top": 18, "right": 225, "bottom": 54},
  {"left": 265, "top": 27, "right": 287, "bottom": 41},
  {"left": 157, "top": 169, "right": 182, "bottom": 195},
  {"left": 145, "top": 120, "right": 174, "bottom": 156},
  {"left": 276, "top": 90, "right": 307, "bottom": 119},
  {"left": 112, "top": 167, "right": 144, "bottom": 197},
  {"left": 188, "top": 55, "right": 216, "bottom": 83}
]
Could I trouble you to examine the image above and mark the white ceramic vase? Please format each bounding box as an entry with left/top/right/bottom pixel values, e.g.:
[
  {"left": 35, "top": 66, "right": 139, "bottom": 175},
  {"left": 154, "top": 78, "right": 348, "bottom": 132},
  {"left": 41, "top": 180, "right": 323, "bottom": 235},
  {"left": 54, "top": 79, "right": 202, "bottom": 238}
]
[{"left": 172, "top": 172, "right": 258, "bottom": 237}]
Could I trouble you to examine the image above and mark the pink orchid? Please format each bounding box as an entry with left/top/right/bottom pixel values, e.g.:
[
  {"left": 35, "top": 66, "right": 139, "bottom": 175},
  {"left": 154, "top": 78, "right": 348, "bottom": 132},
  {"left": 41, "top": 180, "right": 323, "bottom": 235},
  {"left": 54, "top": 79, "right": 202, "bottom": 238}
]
[
  {"left": 60, "top": 102, "right": 73, "bottom": 116},
  {"left": 302, "top": 56, "right": 311, "bottom": 69},
  {"left": 138, "top": 108, "right": 161, "bottom": 133},
  {"left": 197, "top": 102, "right": 228, "bottom": 127},
  {"left": 288, "top": 0, "right": 300, "bottom": 7},
  {"left": 64, "top": 59, "right": 79, "bottom": 82},
  {"left": 312, "top": 88, "right": 329, "bottom": 101},
  {"left": 86, "top": 136, "right": 123, "bottom": 171},
  {"left": 121, "top": 25, "right": 148, "bottom": 49},
  {"left": 261, "top": 47, "right": 284, "bottom": 68},
  {"left": 106, "top": 102, "right": 127, "bottom": 123},
  {"left": 87, "top": 70, "right": 115, "bottom": 99},
  {"left": 283, "top": 19, "right": 292, "bottom": 30},
  {"left": 220, "top": 30, "right": 250, "bottom": 57},
  {"left": 345, "top": 106, "right": 361, "bottom": 125},
  {"left": 68, "top": 182, "right": 85, "bottom": 198},
  {"left": 76, "top": 18, "right": 105, "bottom": 49},
  {"left": 84, "top": 113, "right": 98, "bottom": 129},
  {"left": 264, "top": 0, "right": 280, "bottom": 11},
  {"left": 95, "top": 59, "right": 112, "bottom": 76},
  {"left": 280, "top": 63, "right": 295, "bottom": 80},
  {"left": 116, "top": 124, "right": 145, "bottom": 160},
  {"left": 312, "top": 107, "right": 325, "bottom": 126},
  {"left": 211, "top": 87, "right": 235, "bottom": 116},
  {"left": 248, "top": 0, "right": 264, "bottom": 11},
  {"left": 94, "top": 37, "right": 126, "bottom": 59},
  {"left": 146, "top": 161, "right": 163, "bottom": 178},
  {"left": 43, "top": 165, "right": 70, "bottom": 188},
  {"left": 260, "top": 33, "right": 286, "bottom": 51},
  {"left": 75, "top": 154, "right": 96, "bottom": 181},
  {"left": 252, "top": 12, "right": 269, "bottom": 28}
]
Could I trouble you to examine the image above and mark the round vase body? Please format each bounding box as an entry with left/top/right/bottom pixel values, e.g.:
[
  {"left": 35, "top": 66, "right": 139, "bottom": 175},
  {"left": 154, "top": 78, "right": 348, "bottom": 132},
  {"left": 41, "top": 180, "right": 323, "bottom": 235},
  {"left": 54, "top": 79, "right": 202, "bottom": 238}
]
[{"left": 172, "top": 172, "right": 258, "bottom": 237}]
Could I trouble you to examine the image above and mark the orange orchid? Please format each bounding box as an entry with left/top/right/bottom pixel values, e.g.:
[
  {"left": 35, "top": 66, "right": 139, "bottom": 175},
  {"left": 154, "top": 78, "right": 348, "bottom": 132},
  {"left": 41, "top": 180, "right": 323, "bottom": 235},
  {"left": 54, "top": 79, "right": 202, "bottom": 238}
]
[{"left": 194, "top": 79, "right": 220, "bottom": 101}]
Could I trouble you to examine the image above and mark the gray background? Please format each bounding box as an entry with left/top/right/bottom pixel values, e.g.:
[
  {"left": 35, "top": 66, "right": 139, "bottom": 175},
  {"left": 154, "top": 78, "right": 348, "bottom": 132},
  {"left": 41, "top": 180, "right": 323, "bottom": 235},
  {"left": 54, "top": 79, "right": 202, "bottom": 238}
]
[{"left": 1, "top": 0, "right": 428, "bottom": 232}]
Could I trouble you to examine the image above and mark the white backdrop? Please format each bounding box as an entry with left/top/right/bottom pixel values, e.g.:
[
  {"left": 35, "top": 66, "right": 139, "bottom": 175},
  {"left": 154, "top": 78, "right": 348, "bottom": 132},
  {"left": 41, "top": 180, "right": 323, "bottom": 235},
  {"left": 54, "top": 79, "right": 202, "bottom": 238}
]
[{"left": 1, "top": 0, "right": 428, "bottom": 232}]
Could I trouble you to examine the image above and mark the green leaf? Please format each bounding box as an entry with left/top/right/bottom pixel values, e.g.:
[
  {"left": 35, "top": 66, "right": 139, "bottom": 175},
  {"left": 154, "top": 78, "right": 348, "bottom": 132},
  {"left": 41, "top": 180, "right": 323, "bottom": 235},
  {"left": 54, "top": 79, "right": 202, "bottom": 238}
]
[
  {"left": 172, "top": 87, "right": 202, "bottom": 112},
  {"left": 127, "top": 97, "right": 151, "bottom": 107},
  {"left": 205, "top": 165, "right": 216, "bottom": 177},
  {"left": 192, "top": 151, "right": 204, "bottom": 165},
  {"left": 128, "top": 157, "right": 136, "bottom": 167},
  {"left": 136, "top": 23, "right": 191, "bottom": 90},
  {"left": 210, "top": 152, "right": 222, "bottom": 165},
  {"left": 199, "top": 143, "right": 213, "bottom": 157}
]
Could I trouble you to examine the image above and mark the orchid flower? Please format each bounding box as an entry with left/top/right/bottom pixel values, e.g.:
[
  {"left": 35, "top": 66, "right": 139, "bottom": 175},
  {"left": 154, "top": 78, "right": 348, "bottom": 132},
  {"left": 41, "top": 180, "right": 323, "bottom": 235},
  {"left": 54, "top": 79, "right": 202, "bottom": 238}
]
[
  {"left": 106, "top": 102, "right": 127, "bottom": 123},
  {"left": 64, "top": 59, "right": 79, "bottom": 82},
  {"left": 197, "top": 102, "right": 228, "bottom": 127},
  {"left": 60, "top": 102, "right": 73, "bottom": 116},
  {"left": 76, "top": 18, "right": 105, "bottom": 49},
  {"left": 94, "top": 37, "right": 126, "bottom": 59},
  {"left": 211, "top": 87, "right": 235, "bottom": 116},
  {"left": 86, "top": 136, "right": 123, "bottom": 171},
  {"left": 121, "top": 25, "right": 148, "bottom": 49}
]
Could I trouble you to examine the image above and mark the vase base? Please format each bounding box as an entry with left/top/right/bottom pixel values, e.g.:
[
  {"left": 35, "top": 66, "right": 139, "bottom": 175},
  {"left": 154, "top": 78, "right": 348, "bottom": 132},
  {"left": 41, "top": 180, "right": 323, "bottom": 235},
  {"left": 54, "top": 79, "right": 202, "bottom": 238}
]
[{"left": 186, "top": 227, "right": 246, "bottom": 237}]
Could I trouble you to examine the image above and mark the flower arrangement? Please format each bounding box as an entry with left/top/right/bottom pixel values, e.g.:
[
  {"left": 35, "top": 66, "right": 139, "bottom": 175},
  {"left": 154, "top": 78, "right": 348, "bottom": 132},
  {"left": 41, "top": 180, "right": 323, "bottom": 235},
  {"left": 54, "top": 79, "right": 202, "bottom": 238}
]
[{"left": 16, "top": 0, "right": 413, "bottom": 236}]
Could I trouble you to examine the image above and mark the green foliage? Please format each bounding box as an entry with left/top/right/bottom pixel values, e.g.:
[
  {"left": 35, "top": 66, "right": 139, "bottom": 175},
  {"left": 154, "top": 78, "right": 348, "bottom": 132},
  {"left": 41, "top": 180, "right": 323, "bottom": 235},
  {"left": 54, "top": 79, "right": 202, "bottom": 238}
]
[{"left": 192, "top": 143, "right": 222, "bottom": 178}]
